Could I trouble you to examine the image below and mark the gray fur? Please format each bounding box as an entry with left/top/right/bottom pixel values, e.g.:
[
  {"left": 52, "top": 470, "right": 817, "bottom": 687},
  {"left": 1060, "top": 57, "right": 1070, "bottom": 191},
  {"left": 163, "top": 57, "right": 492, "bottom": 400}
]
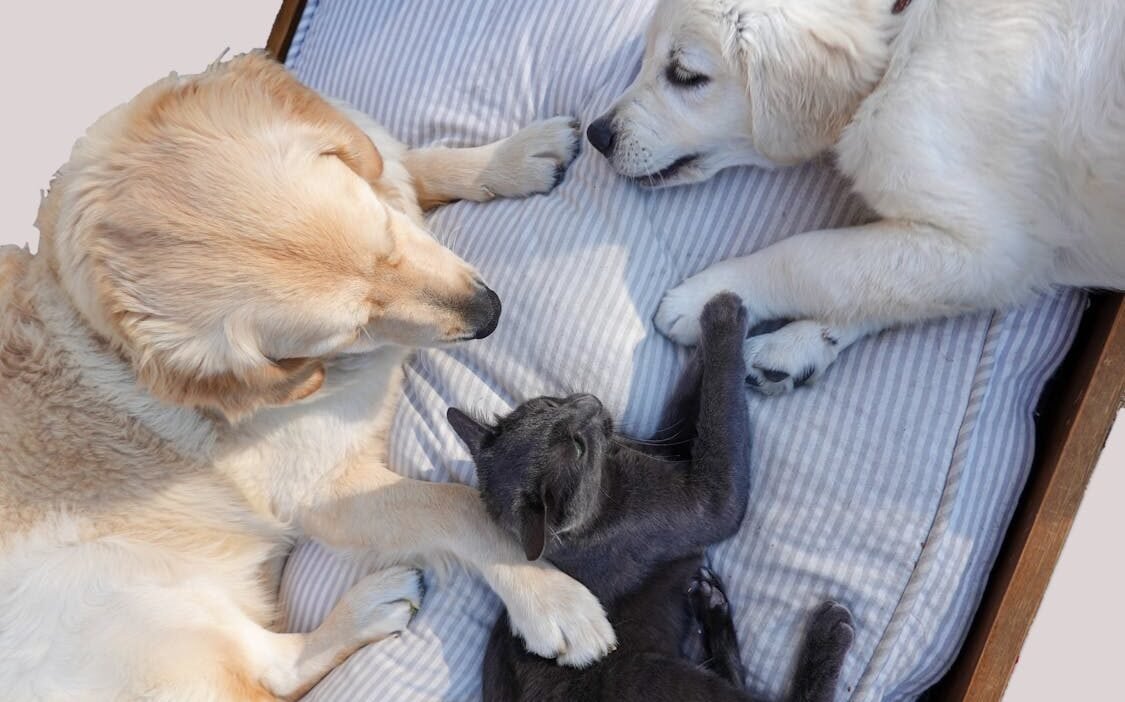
[{"left": 448, "top": 293, "right": 853, "bottom": 701}]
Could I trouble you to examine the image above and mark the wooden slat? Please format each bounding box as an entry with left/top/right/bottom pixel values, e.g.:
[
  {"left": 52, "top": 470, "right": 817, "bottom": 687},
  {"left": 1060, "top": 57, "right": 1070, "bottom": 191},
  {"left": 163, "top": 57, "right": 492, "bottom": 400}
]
[
  {"left": 266, "top": 0, "right": 307, "bottom": 61},
  {"left": 936, "top": 293, "right": 1125, "bottom": 700}
]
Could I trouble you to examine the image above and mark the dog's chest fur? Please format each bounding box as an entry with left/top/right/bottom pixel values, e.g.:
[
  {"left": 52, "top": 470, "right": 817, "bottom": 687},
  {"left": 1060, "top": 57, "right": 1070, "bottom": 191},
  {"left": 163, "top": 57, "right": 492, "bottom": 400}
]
[{"left": 214, "top": 348, "right": 408, "bottom": 518}]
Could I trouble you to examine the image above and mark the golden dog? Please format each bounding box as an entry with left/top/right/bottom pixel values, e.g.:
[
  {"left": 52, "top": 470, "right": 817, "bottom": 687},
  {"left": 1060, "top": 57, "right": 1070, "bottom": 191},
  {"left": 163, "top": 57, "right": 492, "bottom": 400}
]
[{"left": 0, "top": 53, "right": 613, "bottom": 701}]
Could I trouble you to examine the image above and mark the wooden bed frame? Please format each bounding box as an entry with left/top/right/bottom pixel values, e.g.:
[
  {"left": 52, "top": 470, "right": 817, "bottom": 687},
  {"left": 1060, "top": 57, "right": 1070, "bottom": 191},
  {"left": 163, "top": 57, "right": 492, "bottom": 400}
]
[{"left": 266, "top": 2, "right": 1125, "bottom": 699}]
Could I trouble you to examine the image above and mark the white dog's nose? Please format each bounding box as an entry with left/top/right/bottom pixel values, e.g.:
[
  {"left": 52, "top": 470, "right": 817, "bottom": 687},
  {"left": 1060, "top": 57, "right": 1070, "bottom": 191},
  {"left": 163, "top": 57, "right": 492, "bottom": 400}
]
[{"left": 586, "top": 116, "right": 616, "bottom": 156}]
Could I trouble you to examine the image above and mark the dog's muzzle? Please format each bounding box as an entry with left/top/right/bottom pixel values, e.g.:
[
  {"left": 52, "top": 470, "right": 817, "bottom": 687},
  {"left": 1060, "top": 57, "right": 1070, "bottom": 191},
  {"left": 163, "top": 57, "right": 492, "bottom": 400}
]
[{"left": 464, "top": 279, "right": 502, "bottom": 340}]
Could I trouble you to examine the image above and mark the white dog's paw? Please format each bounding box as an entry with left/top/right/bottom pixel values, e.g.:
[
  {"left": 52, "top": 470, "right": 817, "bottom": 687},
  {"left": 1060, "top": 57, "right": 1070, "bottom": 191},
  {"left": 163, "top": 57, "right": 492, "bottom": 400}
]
[
  {"left": 497, "top": 564, "right": 616, "bottom": 667},
  {"left": 655, "top": 283, "right": 734, "bottom": 346},
  {"left": 347, "top": 566, "right": 425, "bottom": 642},
  {"left": 743, "top": 321, "right": 841, "bottom": 395},
  {"left": 484, "top": 116, "right": 581, "bottom": 198}
]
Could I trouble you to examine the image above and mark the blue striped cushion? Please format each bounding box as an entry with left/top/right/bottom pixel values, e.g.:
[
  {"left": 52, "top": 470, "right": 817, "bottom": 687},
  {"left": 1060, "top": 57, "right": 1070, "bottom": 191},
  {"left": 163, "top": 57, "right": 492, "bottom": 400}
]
[{"left": 277, "top": 2, "right": 1086, "bottom": 699}]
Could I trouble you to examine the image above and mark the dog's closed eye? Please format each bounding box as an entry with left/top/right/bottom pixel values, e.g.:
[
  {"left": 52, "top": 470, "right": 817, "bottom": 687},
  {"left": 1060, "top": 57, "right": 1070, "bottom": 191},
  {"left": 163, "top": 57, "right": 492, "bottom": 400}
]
[{"left": 665, "top": 61, "right": 710, "bottom": 88}]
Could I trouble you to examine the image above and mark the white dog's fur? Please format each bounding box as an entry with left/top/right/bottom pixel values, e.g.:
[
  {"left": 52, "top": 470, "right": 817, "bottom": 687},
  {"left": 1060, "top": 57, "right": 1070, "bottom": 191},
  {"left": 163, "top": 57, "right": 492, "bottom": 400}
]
[
  {"left": 0, "top": 54, "right": 614, "bottom": 701},
  {"left": 594, "top": 0, "right": 1125, "bottom": 393}
]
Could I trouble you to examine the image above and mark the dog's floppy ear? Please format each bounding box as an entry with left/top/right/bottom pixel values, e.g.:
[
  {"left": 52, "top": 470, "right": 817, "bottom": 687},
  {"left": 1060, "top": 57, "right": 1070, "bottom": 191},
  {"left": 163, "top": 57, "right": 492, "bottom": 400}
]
[
  {"left": 519, "top": 496, "right": 548, "bottom": 561},
  {"left": 446, "top": 407, "right": 493, "bottom": 454},
  {"left": 139, "top": 354, "right": 325, "bottom": 423},
  {"left": 321, "top": 124, "right": 384, "bottom": 186},
  {"left": 231, "top": 52, "right": 385, "bottom": 184}
]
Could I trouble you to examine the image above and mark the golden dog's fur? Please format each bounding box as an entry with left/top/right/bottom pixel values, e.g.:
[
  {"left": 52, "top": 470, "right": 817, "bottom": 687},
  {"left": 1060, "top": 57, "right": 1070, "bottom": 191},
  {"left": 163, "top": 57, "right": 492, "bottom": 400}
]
[{"left": 0, "top": 53, "right": 613, "bottom": 701}]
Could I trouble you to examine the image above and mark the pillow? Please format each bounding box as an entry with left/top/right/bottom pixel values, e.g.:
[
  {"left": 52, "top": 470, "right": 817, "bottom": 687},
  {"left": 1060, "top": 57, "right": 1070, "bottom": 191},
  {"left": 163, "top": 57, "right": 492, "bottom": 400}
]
[{"left": 278, "top": 1, "right": 1086, "bottom": 699}]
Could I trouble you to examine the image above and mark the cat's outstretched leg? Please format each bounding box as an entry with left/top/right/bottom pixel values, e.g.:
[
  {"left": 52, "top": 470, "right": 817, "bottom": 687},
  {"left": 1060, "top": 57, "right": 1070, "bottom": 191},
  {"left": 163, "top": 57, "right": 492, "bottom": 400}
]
[
  {"left": 787, "top": 601, "right": 854, "bottom": 702},
  {"left": 650, "top": 289, "right": 751, "bottom": 443},
  {"left": 687, "top": 566, "right": 746, "bottom": 689},
  {"left": 690, "top": 293, "right": 753, "bottom": 540}
]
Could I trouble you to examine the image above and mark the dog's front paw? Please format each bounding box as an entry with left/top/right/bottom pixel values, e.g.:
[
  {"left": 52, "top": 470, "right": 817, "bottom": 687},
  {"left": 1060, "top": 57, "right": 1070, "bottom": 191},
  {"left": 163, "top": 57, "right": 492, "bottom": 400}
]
[
  {"left": 743, "top": 320, "right": 841, "bottom": 396},
  {"left": 497, "top": 564, "right": 616, "bottom": 667},
  {"left": 655, "top": 288, "right": 710, "bottom": 346},
  {"left": 656, "top": 263, "right": 762, "bottom": 346},
  {"left": 347, "top": 566, "right": 426, "bottom": 642},
  {"left": 485, "top": 116, "right": 581, "bottom": 198}
]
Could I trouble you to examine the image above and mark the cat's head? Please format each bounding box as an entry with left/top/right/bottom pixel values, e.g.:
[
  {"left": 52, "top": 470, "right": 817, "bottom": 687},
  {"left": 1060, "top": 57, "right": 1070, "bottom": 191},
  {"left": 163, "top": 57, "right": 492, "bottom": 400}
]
[{"left": 447, "top": 394, "right": 614, "bottom": 561}]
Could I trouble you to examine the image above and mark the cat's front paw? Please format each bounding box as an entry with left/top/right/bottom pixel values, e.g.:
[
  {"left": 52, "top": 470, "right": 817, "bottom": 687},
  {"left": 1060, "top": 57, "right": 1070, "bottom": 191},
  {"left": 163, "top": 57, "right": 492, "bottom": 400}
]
[
  {"left": 484, "top": 116, "right": 581, "bottom": 198},
  {"left": 699, "top": 293, "right": 748, "bottom": 337},
  {"left": 496, "top": 563, "right": 616, "bottom": 667},
  {"left": 743, "top": 320, "right": 841, "bottom": 396},
  {"left": 656, "top": 269, "right": 759, "bottom": 346},
  {"left": 806, "top": 600, "right": 855, "bottom": 659}
]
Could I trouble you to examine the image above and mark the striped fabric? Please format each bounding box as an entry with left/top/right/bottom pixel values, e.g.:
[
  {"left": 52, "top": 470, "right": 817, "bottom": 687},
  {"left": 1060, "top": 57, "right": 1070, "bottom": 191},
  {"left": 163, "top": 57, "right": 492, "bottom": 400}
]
[{"left": 276, "top": 2, "right": 1086, "bottom": 699}]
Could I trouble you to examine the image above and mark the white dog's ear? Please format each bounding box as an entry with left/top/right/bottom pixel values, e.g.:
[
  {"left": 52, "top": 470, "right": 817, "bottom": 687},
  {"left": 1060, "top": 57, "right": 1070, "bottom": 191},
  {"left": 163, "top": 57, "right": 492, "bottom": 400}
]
[{"left": 743, "top": 9, "right": 888, "bottom": 164}]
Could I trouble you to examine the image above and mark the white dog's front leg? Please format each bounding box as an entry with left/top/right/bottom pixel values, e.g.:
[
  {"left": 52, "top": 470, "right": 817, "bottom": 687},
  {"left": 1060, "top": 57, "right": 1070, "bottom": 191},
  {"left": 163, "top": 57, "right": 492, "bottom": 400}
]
[{"left": 656, "top": 219, "right": 1035, "bottom": 389}]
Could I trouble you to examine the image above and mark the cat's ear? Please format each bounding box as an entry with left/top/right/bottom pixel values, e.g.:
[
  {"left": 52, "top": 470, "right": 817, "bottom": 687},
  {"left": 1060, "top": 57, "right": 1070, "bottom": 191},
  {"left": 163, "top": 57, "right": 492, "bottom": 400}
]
[
  {"left": 447, "top": 407, "right": 492, "bottom": 454},
  {"left": 519, "top": 499, "right": 547, "bottom": 561}
]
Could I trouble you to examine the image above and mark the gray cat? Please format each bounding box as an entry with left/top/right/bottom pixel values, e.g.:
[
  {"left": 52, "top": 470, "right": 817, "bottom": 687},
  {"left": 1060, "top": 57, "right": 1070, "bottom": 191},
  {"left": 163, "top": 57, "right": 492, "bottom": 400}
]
[{"left": 448, "top": 293, "right": 854, "bottom": 702}]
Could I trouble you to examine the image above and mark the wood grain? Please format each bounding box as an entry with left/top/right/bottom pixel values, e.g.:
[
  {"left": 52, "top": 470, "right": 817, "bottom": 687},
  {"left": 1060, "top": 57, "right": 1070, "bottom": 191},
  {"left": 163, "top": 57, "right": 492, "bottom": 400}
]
[
  {"left": 936, "top": 293, "right": 1125, "bottom": 700},
  {"left": 266, "top": 0, "right": 307, "bottom": 61}
]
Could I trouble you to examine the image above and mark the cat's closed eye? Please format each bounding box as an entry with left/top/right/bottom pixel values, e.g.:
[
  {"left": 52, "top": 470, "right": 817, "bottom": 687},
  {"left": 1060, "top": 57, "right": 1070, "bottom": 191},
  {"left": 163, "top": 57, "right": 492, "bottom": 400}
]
[{"left": 573, "top": 435, "right": 586, "bottom": 458}]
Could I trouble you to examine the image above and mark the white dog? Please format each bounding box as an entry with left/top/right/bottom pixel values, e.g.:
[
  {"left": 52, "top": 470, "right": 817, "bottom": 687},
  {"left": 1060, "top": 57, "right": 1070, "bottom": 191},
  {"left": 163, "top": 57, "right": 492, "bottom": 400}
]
[
  {"left": 0, "top": 54, "right": 613, "bottom": 701},
  {"left": 588, "top": 0, "right": 1125, "bottom": 393}
]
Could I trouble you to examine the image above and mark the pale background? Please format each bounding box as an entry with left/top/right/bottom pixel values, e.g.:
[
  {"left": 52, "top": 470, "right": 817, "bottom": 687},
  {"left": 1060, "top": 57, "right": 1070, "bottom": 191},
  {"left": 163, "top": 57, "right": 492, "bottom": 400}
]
[{"left": 0, "top": 2, "right": 1119, "bottom": 699}]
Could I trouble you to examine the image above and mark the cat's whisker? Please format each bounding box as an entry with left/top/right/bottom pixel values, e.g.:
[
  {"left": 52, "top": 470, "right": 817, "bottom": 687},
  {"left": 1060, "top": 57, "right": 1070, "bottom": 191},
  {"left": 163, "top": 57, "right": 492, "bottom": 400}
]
[
  {"left": 610, "top": 439, "right": 682, "bottom": 464},
  {"left": 618, "top": 418, "right": 692, "bottom": 445},
  {"left": 622, "top": 435, "right": 694, "bottom": 447}
]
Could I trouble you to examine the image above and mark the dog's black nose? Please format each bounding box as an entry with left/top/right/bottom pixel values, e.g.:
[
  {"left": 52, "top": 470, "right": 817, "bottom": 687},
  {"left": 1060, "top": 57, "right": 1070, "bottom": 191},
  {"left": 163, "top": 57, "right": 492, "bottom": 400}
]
[
  {"left": 586, "top": 116, "right": 616, "bottom": 156},
  {"left": 467, "top": 281, "right": 502, "bottom": 340}
]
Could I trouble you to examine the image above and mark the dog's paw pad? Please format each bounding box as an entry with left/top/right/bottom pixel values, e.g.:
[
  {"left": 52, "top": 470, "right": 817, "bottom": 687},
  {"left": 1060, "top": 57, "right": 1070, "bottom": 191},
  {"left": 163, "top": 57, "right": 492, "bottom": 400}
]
[{"left": 743, "top": 321, "right": 841, "bottom": 396}]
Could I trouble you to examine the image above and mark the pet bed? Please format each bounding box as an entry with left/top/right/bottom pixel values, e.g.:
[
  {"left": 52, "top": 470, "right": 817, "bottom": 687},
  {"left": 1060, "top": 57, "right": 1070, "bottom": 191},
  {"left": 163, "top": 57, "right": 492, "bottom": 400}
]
[{"left": 271, "top": 1, "right": 1094, "bottom": 699}]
